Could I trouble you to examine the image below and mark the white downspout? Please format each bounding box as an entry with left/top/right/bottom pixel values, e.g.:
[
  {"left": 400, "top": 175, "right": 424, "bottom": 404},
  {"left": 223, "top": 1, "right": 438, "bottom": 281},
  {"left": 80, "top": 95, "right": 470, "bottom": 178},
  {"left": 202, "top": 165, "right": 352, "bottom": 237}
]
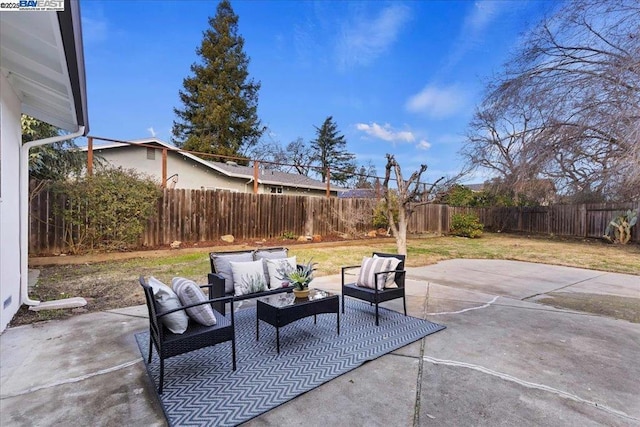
[{"left": 20, "top": 126, "right": 86, "bottom": 306}]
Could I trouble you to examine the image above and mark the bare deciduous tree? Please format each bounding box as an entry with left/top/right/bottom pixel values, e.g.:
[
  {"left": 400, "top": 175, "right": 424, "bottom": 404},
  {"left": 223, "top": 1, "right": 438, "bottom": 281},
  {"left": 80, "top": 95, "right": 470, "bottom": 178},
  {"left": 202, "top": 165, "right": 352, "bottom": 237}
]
[
  {"left": 382, "top": 154, "right": 443, "bottom": 255},
  {"left": 463, "top": 0, "right": 640, "bottom": 202}
]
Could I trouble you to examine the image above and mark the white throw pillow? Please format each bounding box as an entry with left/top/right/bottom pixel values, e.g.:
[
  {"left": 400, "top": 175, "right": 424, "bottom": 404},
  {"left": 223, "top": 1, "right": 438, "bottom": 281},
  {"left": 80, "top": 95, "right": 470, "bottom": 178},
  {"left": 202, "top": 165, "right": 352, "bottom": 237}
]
[
  {"left": 229, "top": 260, "right": 268, "bottom": 296},
  {"left": 254, "top": 248, "right": 288, "bottom": 287},
  {"left": 265, "top": 256, "right": 297, "bottom": 289},
  {"left": 172, "top": 277, "right": 217, "bottom": 326},
  {"left": 147, "top": 276, "right": 188, "bottom": 334},
  {"left": 374, "top": 254, "right": 402, "bottom": 288},
  {"left": 356, "top": 256, "right": 391, "bottom": 290}
]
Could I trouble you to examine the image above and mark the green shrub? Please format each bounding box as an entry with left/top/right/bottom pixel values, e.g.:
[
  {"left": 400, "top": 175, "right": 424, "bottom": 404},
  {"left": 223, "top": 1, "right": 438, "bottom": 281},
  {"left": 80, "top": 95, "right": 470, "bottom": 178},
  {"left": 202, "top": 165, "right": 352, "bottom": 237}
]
[
  {"left": 53, "top": 167, "right": 160, "bottom": 253},
  {"left": 450, "top": 213, "right": 484, "bottom": 238},
  {"left": 372, "top": 195, "right": 398, "bottom": 229},
  {"left": 282, "top": 231, "right": 297, "bottom": 240}
]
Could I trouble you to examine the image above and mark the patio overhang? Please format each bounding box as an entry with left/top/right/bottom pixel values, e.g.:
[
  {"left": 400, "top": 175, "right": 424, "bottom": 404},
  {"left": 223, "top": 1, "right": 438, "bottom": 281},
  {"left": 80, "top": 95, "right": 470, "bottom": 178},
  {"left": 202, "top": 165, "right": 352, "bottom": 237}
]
[{"left": 0, "top": 0, "right": 89, "bottom": 133}]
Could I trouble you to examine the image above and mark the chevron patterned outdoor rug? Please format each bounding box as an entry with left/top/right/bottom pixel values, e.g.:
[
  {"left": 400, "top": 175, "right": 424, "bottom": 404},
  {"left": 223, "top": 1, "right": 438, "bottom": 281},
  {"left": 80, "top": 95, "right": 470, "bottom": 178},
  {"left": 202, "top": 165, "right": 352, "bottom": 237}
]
[{"left": 135, "top": 298, "right": 445, "bottom": 426}]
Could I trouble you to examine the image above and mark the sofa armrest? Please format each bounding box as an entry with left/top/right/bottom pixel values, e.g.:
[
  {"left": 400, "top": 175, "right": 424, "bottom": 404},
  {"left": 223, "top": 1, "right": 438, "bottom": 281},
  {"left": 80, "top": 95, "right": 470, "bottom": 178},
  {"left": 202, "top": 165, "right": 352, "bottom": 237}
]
[
  {"left": 207, "top": 273, "right": 228, "bottom": 314},
  {"left": 157, "top": 295, "right": 234, "bottom": 318}
]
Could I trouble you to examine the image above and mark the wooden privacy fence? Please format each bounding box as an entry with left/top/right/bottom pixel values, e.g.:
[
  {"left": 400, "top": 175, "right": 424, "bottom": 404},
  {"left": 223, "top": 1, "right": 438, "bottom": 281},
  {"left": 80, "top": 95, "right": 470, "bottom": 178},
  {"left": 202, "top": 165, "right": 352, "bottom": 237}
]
[
  {"left": 29, "top": 189, "right": 378, "bottom": 254},
  {"left": 29, "top": 188, "right": 639, "bottom": 254},
  {"left": 144, "top": 190, "right": 377, "bottom": 246},
  {"left": 408, "top": 202, "right": 640, "bottom": 242}
]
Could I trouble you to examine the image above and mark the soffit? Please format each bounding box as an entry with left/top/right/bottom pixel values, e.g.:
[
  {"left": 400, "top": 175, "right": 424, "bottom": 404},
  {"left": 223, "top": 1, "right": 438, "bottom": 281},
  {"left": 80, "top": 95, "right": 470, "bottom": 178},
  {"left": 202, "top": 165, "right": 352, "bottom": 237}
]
[{"left": 0, "top": 10, "right": 78, "bottom": 131}]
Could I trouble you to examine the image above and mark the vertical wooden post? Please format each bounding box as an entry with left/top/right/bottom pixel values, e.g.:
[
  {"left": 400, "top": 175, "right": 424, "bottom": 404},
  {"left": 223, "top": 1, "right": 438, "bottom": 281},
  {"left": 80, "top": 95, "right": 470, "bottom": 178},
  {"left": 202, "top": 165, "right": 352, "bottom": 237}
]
[
  {"left": 578, "top": 204, "right": 587, "bottom": 237},
  {"left": 87, "top": 137, "right": 93, "bottom": 176},
  {"left": 162, "top": 148, "right": 168, "bottom": 188},
  {"left": 253, "top": 161, "right": 259, "bottom": 194},
  {"left": 325, "top": 168, "right": 330, "bottom": 198}
]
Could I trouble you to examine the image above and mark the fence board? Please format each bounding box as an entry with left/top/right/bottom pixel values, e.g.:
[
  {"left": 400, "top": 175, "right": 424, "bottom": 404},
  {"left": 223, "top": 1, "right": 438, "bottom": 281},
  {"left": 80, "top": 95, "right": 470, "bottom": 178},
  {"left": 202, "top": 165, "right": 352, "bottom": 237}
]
[{"left": 28, "top": 186, "right": 639, "bottom": 254}]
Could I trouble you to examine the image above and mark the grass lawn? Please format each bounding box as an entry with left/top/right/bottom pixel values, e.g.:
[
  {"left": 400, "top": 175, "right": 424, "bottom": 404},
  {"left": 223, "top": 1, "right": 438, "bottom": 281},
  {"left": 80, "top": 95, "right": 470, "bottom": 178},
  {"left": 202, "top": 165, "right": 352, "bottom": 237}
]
[{"left": 14, "top": 233, "right": 639, "bottom": 326}]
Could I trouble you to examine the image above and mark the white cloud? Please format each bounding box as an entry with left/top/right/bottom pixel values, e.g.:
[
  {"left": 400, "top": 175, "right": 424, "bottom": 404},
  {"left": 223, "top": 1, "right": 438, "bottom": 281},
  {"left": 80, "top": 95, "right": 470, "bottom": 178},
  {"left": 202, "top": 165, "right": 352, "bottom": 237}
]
[
  {"left": 405, "top": 84, "right": 468, "bottom": 119},
  {"left": 466, "top": 0, "right": 502, "bottom": 33},
  {"left": 443, "top": 0, "right": 510, "bottom": 70},
  {"left": 416, "top": 140, "right": 431, "bottom": 150},
  {"left": 337, "top": 4, "right": 411, "bottom": 69},
  {"left": 80, "top": 5, "right": 110, "bottom": 45},
  {"left": 356, "top": 122, "right": 415, "bottom": 143},
  {"left": 147, "top": 127, "right": 157, "bottom": 137}
]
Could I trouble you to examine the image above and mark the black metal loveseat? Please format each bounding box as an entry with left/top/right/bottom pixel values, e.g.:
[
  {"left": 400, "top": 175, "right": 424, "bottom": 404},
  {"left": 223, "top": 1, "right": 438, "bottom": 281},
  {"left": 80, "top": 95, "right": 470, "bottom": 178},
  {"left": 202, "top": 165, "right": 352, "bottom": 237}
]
[{"left": 208, "top": 247, "right": 296, "bottom": 314}]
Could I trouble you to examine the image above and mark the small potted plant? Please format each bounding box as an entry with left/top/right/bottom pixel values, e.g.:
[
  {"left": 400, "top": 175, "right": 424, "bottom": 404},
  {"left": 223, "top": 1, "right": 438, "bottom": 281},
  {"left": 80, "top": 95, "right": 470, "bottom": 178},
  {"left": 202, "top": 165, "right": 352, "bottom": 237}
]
[{"left": 282, "top": 259, "right": 316, "bottom": 298}]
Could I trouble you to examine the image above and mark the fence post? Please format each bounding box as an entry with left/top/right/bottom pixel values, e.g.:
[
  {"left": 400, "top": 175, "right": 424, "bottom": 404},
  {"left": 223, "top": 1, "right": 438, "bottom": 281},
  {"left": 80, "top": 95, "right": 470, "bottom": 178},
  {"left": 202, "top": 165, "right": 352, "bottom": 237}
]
[
  {"left": 578, "top": 204, "right": 587, "bottom": 237},
  {"left": 304, "top": 197, "right": 314, "bottom": 236}
]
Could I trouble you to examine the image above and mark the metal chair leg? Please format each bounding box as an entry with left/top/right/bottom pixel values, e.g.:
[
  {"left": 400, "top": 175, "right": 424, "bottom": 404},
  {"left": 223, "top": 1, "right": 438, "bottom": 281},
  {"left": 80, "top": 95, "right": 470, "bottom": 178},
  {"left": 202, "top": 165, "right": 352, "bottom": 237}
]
[{"left": 159, "top": 359, "right": 165, "bottom": 394}]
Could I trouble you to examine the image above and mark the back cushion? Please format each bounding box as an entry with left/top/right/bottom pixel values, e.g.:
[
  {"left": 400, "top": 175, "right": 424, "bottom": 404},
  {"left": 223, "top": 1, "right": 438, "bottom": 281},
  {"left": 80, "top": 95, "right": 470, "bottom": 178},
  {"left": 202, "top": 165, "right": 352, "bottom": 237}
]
[
  {"left": 210, "top": 251, "right": 254, "bottom": 294},
  {"left": 254, "top": 248, "right": 288, "bottom": 287}
]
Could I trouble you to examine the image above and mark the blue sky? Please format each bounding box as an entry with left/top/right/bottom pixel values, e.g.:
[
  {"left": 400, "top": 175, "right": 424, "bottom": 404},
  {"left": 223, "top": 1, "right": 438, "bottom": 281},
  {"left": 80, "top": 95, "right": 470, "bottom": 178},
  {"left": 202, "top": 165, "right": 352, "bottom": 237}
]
[{"left": 80, "top": 0, "right": 556, "bottom": 185}]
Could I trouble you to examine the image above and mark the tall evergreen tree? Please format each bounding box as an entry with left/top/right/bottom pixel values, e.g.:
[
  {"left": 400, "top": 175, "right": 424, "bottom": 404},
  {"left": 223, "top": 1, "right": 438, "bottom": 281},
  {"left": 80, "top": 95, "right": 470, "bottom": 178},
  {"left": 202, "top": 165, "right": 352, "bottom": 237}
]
[
  {"left": 172, "top": 0, "right": 263, "bottom": 160},
  {"left": 310, "top": 116, "right": 356, "bottom": 184}
]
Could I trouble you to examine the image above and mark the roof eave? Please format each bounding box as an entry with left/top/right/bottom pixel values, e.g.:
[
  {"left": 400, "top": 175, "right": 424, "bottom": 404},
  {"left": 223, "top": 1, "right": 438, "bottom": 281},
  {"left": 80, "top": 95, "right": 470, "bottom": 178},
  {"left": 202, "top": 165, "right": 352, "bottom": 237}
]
[{"left": 57, "top": 0, "right": 89, "bottom": 134}]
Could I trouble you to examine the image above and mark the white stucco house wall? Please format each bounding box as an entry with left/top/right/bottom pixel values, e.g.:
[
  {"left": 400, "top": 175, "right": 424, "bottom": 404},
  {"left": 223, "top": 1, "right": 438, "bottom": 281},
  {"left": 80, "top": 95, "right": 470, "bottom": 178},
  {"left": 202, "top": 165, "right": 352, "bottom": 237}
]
[
  {"left": 0, "top": 0, "right": 89, "bottom": 332},
  {"left": 88, "top": 138, "right": 343, "bottom": 197}
]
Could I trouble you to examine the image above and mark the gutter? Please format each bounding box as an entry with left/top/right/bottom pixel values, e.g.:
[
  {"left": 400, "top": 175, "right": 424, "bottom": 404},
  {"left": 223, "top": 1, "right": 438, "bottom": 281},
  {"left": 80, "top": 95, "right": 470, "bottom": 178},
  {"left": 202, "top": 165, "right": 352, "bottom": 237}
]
[{"left": 19, "top": 126, "right": 86, "bottom": 306}]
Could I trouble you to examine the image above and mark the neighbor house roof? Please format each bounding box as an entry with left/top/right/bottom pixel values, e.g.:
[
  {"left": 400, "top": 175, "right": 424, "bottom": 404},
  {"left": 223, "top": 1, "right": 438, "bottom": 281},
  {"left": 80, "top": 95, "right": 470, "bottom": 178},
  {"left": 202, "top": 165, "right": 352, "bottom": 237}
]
[
  {"left": 87, "top": 137, "right": 344, "bottom": 192},
  {"left": 464, "top": 183, "right": 485, "bottom": 192},
  {"left": 339, "top": 188, "right": 379, "bottom": 198},
  {"left": 0, "top": 0, "right": 89, "bottom": 133}
]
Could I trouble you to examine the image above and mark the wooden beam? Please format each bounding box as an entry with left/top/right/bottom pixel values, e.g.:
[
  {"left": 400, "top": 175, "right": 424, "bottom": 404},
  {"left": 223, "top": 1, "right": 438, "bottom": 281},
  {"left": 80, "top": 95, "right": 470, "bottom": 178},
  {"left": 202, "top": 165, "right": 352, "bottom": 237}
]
[
  {"left": 326, "top": 168, "right": 330, "bottom": 198},
  {"left": 87, "top": 137, "right": 93, "bottom": 176},
  {"left": 162, "top": 148, "right": 167, "bottom": 188},
  {"left": 253, "top": 161, "right": 259, "bottom": 194}
]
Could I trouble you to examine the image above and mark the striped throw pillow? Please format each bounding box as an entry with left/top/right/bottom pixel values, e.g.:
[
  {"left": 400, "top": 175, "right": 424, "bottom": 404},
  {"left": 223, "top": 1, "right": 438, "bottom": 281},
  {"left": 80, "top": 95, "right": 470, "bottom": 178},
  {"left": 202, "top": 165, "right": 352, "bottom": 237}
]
[
  {"left": 172, "top": 277, "right": 217, "bottom": 326},
  {"left": 356, "top": 256, "right": 391, "bottom": 290}
]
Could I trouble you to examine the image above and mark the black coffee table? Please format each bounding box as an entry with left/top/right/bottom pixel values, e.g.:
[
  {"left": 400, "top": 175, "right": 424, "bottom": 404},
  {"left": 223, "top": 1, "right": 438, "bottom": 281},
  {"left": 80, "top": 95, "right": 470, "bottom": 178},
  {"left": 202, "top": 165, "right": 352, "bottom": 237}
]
[{"left": 256, "top": 289, "right": 340, "bottom": 353}]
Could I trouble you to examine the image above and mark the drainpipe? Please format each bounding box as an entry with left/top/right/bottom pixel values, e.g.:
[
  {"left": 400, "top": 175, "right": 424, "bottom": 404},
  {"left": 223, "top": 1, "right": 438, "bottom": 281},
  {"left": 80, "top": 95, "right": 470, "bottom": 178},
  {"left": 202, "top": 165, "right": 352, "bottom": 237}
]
[{"left": 19, "top": 126, "right": 86, "bottom": 306}]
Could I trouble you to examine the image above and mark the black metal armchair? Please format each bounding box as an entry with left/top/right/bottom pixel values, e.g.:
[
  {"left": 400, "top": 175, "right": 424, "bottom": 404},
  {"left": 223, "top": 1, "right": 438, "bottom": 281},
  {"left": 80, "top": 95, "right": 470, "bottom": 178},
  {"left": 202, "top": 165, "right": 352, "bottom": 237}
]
[
  {"left": 139, "top": 277, "right": 236, "bottom": 394},
  {"left": 341, "top": 252, "right": 406, "bottom": 326}
]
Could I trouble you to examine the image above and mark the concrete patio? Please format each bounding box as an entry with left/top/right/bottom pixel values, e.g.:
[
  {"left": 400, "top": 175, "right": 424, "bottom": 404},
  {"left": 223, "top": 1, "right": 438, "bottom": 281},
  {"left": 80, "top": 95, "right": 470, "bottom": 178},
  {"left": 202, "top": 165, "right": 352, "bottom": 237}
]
[{"left": 1, "top": 260, "right": 639, "bottom": 426}]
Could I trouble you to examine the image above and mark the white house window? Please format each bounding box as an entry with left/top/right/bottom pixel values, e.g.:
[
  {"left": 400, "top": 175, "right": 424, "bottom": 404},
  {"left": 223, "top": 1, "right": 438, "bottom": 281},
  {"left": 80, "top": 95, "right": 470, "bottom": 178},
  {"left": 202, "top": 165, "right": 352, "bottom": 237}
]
[
  {"left": 270, "top": 186, "right": 283, "bottom": 194},
  {"left": 146, "top": 147, "right": 155, "bottom": 160}
]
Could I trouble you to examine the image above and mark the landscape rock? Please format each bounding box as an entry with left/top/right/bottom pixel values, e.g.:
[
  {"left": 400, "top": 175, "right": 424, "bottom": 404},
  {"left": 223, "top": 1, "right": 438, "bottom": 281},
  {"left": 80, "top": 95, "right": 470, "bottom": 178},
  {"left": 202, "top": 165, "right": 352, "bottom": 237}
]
[
  {"left": 312, "top": 234, "right": 322, "bottom": 242},
  {"left": 170, "top": 240, "right": 182, "bottom": 249},
  {"left": 377, "top": 228, "right": 390, "bottom": 236},
  {"left": 221, "top": 234, "right": 235, "bottom": 243},
  {"left": 366, "top": 230, "right": 377, "bottom": 237}
]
